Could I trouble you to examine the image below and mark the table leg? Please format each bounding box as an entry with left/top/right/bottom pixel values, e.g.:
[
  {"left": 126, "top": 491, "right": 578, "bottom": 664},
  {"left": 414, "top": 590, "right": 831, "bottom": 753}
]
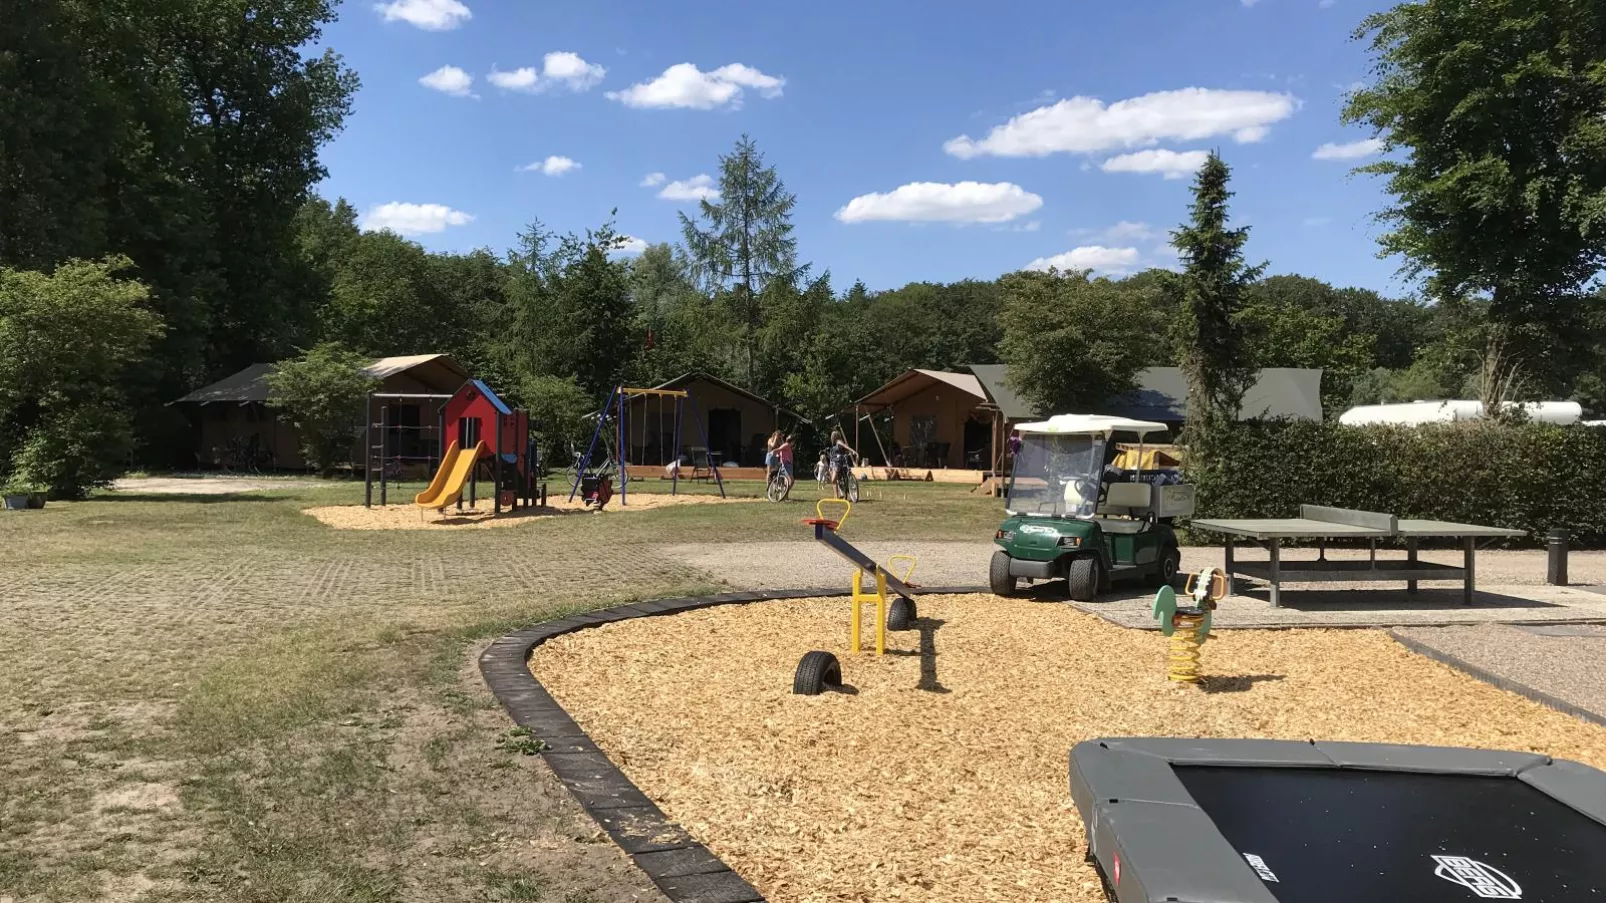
[
  {"left": 1407, "top": 537, "right": 1418, "bottom": 594},
  {"left": 1224, "top": 538, "right": 1235, "bottom": 577},
  {"left": 1268, "top": 538, "right": 1281, "bottom": 608},
  {"left": 1463, "top": 537, "right": 1475, "bottom": 606}
]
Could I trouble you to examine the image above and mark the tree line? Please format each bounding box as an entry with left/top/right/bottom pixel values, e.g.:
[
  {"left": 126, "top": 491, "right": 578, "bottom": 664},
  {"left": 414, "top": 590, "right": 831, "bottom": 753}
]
[{"left": 3, "top": 0, "right": 1605, "bottom": 495}]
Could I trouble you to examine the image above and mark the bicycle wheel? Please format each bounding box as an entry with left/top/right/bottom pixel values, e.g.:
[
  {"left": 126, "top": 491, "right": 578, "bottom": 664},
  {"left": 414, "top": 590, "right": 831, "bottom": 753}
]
[
  {"left": 765, "top": 472, "right": 785, "bottom": 502},
  {"left": 845, "top": 473, "right": 860, "bottom": 503}
]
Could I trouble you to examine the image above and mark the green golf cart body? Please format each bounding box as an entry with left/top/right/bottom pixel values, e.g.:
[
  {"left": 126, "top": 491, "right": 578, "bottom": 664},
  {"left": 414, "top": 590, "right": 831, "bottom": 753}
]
[{"left": 989, "top": 414, "right": 1194, "bottom": 601}]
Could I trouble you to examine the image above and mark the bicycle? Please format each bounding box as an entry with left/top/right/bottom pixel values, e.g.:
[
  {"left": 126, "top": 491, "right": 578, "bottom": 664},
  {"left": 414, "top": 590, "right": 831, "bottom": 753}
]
[
  {"left": 831, "top": 451, "right": 861, "bottom": 503},
  {"left": 765, "top": 463, "right": 792, "bottom": 502}
]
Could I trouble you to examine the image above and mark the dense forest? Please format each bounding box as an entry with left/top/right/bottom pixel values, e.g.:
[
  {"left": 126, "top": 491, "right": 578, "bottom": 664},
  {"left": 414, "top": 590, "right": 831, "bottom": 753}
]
[{"left": 4, "top": 0, "right": 1605, "bottom": 496}]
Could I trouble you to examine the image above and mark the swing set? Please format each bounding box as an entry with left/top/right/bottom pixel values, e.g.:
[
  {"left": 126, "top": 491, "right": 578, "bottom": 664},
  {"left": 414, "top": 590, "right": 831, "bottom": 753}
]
[{"left": 569, "top": 385, "right": 726, "bottom": 508}]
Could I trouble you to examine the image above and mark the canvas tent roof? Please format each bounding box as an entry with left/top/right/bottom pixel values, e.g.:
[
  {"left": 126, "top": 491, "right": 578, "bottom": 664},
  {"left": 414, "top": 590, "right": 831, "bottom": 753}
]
[
  {"left": 631, "top": 371, "right": 809, "bottom": 423},
  {"left": 965, "top": 364, "right": 1039, "bottom": 421},
  {"left": 853, "top": 368, "right": 989, "bottom": 409},
  {"left": 1101, "top": 367, "right": 1322, "bottom": 422},
  {"left": 172, "top": 354, "right": 469, "bottom": 404}
]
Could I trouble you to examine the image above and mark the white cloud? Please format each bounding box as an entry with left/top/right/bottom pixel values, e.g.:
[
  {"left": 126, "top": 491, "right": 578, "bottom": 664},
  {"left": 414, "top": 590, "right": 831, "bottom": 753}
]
[
  {"left": 487, "top": 67, "right": 539, "bottom": 93},
  {"left": 1100, "top": 149, "right": 1210, "bottom": 179},
  {"left": 1234, "top": 125, "right": 1270, "bottom": 143},
  {"left": 606, "top": 62, "right": 785, "bottom": 110},
  {"left": 657, "top": 174, "right": 719, "bottom": 202},
  {"left": 420, "top": 65, "right": 474, "bottom": 98},
  {"left": 1099, "top": 221, "right": 1158, "bottom": 242},
  {"left": 1319, "top": 0, "right": 1336, "bottom": 7},
  {"left": 361, "top": 203, "right": 473, "bottom": 236},
  {"left": 835, "top": 181, "right": 1044, "bottom": 224},
  {"left": 1312, "top": 137, "right": 1383, "bottom": 160},
  {"left": 612, "top": 236, "right": 648, "bottom": 256},
  {"left": 487, "top": 53, "right": 607, "bottom": 94},
  {"left": 375, "top": 0, "right": 470, "bottom": 30},
  {"left": 1304, "top": 216, "right": 1333, "bottom": 227},
  {"left": 944, "top": 88, "right": 1298, "bottom": 158},
  {"left": 1242, "top": 0, "right": 1264, "bottom": 6},
  {"left": 543, "top": 52, "right": 606, "bottom": 91},
  {"left": 1025, "top": 246, "right": 1142, "bottom": 275},
  {"left": 518, "top": 155, "right": 580, "bottom": 176},
  {"left": 640, "top": 172, "right": 667, "bottom": 187}
]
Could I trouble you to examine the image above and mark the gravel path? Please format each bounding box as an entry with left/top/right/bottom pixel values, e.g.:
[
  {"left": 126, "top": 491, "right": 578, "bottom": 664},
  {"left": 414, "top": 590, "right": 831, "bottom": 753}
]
[{"left": 1392, "top": 624, "right": 1606, "bottom": 724}]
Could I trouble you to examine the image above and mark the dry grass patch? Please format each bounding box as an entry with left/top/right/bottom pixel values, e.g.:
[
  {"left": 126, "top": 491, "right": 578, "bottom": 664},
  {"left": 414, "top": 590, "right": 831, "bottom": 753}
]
[{"left": 533, "top": 593, "right": 1606, "bottom": 903}]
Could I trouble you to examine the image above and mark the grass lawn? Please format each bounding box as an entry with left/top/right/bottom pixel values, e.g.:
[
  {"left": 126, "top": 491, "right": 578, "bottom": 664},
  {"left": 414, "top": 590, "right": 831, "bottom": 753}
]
[{"left": 0, "top": 477, "right": 1000, "bottom": 902}]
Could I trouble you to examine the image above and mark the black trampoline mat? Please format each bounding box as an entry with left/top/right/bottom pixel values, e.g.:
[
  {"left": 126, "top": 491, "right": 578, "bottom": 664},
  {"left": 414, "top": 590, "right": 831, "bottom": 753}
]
[{"left": 1173, "top": 765, "right": 1606, "bottom": 902}]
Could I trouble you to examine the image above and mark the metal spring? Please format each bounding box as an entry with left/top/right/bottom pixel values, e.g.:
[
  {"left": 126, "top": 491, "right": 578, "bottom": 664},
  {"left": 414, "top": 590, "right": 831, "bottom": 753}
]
[{"left": 1167, "top": 612, "right": 1206, "bottom": 683}]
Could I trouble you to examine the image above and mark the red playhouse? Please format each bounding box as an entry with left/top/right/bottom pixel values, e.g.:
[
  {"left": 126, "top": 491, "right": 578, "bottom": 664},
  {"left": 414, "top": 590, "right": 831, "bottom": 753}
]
[{"left": 439, "top": 379, "right": 535, "bottom": 514}]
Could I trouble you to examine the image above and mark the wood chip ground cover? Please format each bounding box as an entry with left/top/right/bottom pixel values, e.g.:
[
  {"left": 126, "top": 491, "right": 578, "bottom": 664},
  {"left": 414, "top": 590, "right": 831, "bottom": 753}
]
[
  {"left": 305, "top": 493, "right": 759, "bottom": 530},
  {"left": 532, "top": 593, "right": 1606, "bottom": 903}
]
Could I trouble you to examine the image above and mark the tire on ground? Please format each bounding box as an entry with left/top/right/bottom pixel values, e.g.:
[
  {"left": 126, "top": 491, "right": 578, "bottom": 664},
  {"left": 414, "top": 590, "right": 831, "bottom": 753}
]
[
  {"left": 989, "top": 550, "right": 1017, "bottom": 596},
  {"left": 793, "top": 650, "right": 842, "bottom": 695},
  {"left": 1148, "top": 544, "right": 1182, "bottom": 588},
  {"left": 887, "top": 596, "right": 916, "bottom": 630},
  {"left": 1066, "top": 555, "right": 1100, "bottom": 602}
]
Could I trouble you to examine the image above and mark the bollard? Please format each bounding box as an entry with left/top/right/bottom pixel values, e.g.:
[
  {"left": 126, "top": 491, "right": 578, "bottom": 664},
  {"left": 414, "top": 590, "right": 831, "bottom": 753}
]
[{"left": 1548, "top": 528, "right": 1569, "bottom": 586}]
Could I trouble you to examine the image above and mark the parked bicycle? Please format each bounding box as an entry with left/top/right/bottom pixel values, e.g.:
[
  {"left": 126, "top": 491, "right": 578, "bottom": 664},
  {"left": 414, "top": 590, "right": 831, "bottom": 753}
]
[{"left": 831, "top": 449, "right": 861, "bottom": 503}]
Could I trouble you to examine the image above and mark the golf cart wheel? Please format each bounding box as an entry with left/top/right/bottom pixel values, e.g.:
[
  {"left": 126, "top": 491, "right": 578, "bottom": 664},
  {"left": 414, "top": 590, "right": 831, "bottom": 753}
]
[
  {"left": 1066, "top": 556, "right": 1101, "bottom": 602},
  {"left": 887, "top": 597, "right": 916, "bottom": 631},
  {"left": 989, "top": 550, "right": 1018, "bottom": 597},
  {"left": 793, "top": 650, "right": 842, "bottom": 696},
  {"left": 1148, "top": 544, "right": 1182, "bottom": 588}
]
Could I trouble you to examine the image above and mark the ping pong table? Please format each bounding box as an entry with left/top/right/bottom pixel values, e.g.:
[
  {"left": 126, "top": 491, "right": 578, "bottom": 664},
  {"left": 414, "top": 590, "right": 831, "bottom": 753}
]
[{"left": 1190, "top": 505, "right": 1525, "bottom": 607}]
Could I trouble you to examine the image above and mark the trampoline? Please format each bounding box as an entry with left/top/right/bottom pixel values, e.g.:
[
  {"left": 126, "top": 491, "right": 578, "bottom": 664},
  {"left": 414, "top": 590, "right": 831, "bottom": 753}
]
[{"left": 1070, "top": 738, "right": 1606, "bottom": 902}]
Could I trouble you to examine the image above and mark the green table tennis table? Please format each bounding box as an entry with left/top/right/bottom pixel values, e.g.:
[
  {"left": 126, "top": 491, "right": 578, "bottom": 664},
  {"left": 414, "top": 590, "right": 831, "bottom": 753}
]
[{"left": 1190, "top": 505, "right": 1525, "bottom": 607}]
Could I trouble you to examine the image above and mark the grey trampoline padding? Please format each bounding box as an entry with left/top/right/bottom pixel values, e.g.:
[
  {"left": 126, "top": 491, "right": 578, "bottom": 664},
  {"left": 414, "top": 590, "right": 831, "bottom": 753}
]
[{"left": 1070, "top": 738, "right": 1606, "bottom": 903}]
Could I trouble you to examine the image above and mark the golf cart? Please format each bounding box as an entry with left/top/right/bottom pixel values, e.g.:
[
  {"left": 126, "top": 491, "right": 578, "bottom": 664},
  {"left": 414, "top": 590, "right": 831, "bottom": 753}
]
[{"left": 990, "top": 415, "right": 1195, "bottom": 601}]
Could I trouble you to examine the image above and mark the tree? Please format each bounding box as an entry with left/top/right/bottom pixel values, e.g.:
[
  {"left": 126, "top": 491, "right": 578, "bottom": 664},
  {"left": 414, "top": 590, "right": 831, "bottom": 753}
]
[
  {"left": 1167, "top": 152, "right": 1265, "bottom": 430},
  {"left": 265, "top": 343, "right": 377, "bottom": 476},
  {"left": 1239, "top": 288, "right": 1376, "bottom": 417},
  {"left": 680, "top": 135, "right": 801, "bottom": 389},
  {"left": 319, "top": 230, "right": 453, "bottom": 356},
  {"left": 998, "top": 270, "right": 1160, "bottom": 415},
  {"left": 0, "top": 258, "right": 163, "bottom": 497},
  {"left": 0, "top": 0, "right": 358, "bottom": 465},
  {"left": 1344, "top": 0, "right": 1606, "bottom": 394}
]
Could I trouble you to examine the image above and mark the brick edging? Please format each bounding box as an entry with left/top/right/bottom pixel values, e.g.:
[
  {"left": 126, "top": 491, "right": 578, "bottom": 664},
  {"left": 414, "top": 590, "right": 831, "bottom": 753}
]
[
  {"left": 1389, "top": 629, "right": 1606, "bottom": 728},
  {"left": 480, "top": 584, "right": 989, "bottom": 903}
]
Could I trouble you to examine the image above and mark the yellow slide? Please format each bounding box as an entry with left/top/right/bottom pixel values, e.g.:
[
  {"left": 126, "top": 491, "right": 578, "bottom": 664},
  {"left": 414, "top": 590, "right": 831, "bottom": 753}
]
[{"left": 414, "top": 440, "right": 487, "bottom": 511}]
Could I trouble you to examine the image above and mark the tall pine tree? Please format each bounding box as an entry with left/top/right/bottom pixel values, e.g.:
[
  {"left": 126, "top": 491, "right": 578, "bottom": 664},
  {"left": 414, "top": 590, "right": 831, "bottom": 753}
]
[
  {"left": 679, "top": 135, "right": 800, "bottom": 389},
  {"left": 1168, "top": 152, "right": 1264, "bottom": 432}
]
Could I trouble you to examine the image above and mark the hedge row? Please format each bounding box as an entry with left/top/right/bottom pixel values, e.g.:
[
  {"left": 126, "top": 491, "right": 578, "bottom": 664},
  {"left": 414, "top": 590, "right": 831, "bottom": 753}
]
[{"left": 1185, "top": 420, "right": 1606, "bottom": 548}]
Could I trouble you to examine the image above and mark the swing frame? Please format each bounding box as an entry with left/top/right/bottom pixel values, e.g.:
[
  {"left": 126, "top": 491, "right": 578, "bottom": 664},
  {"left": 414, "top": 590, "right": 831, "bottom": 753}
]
[{"left": 568, "top": 385, "right": 727, "bottom": 506}]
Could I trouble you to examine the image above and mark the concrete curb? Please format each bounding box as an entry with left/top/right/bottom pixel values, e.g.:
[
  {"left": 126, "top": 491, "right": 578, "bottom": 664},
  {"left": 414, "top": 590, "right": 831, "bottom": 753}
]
[
  {"left": 480, "top": 584, "right": 989, "bottom": 903},
  {"left": 1389, "top": 629, "right": 1606, "bottom": 729}
]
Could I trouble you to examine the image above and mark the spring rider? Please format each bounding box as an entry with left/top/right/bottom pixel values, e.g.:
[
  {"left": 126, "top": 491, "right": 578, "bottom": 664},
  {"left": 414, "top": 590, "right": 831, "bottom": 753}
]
[{"left": 1151, "top": 566, "right": 1228, "bottom": 683}]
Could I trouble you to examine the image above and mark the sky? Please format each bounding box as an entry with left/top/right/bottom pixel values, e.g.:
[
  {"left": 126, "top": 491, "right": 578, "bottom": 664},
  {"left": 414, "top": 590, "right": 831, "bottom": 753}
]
[{"left": 316, "top": 0, "right": 1408, "bottom": 294}]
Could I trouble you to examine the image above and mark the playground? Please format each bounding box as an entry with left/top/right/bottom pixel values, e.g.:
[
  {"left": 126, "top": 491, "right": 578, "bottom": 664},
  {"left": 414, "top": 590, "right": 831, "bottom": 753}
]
[
  {"left": 305, "top": 490, "right": 758, "bottom": 530},
  {"left": 530, "top": 593, "right": 1606, "bottom": 902}
]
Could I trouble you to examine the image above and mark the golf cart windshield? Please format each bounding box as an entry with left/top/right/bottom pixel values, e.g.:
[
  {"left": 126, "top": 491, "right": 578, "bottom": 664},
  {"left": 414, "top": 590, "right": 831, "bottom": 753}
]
[{"left": 1006, "top": 433, "right": 1107, "bottom": 518}]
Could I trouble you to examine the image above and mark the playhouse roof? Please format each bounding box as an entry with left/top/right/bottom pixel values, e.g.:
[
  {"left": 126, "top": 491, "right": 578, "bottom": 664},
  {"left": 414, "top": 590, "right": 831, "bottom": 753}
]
[{"left": 465, "top": 378, "right": 513, "bottom": 415}]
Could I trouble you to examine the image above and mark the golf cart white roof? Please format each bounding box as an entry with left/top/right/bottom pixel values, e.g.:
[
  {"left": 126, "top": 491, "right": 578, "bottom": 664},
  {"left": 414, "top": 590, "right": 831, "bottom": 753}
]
[{"left": 1015, "top": 414, "right": 1170, "bottom": 437}]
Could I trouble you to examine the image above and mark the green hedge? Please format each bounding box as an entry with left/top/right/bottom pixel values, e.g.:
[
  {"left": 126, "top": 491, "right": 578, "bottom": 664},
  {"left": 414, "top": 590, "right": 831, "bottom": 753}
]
[{"left": 1186, "top": 420, "right": 1606, "bottom": 548}]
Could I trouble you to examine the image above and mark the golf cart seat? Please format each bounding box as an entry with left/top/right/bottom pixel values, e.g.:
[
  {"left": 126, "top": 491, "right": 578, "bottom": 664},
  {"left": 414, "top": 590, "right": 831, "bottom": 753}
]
[{"left": 1096, "top": 482, "right": 1152, "bottom": 533}]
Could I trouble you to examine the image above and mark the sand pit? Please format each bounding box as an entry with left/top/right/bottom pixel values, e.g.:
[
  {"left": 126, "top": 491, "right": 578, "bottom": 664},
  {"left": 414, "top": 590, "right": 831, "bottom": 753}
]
[
  {"left": 531, "top": 593, "right": 1606, "bottom": 903},
  {"left": 305, "top": 492, "right": 758, "bottom": 530}
]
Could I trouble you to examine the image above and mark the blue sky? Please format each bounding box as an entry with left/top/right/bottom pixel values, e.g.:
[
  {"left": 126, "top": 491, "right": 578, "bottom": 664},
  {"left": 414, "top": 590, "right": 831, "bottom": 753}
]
[{"left": 317, "top": 0, "right": 1408, "bottom": 294}]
